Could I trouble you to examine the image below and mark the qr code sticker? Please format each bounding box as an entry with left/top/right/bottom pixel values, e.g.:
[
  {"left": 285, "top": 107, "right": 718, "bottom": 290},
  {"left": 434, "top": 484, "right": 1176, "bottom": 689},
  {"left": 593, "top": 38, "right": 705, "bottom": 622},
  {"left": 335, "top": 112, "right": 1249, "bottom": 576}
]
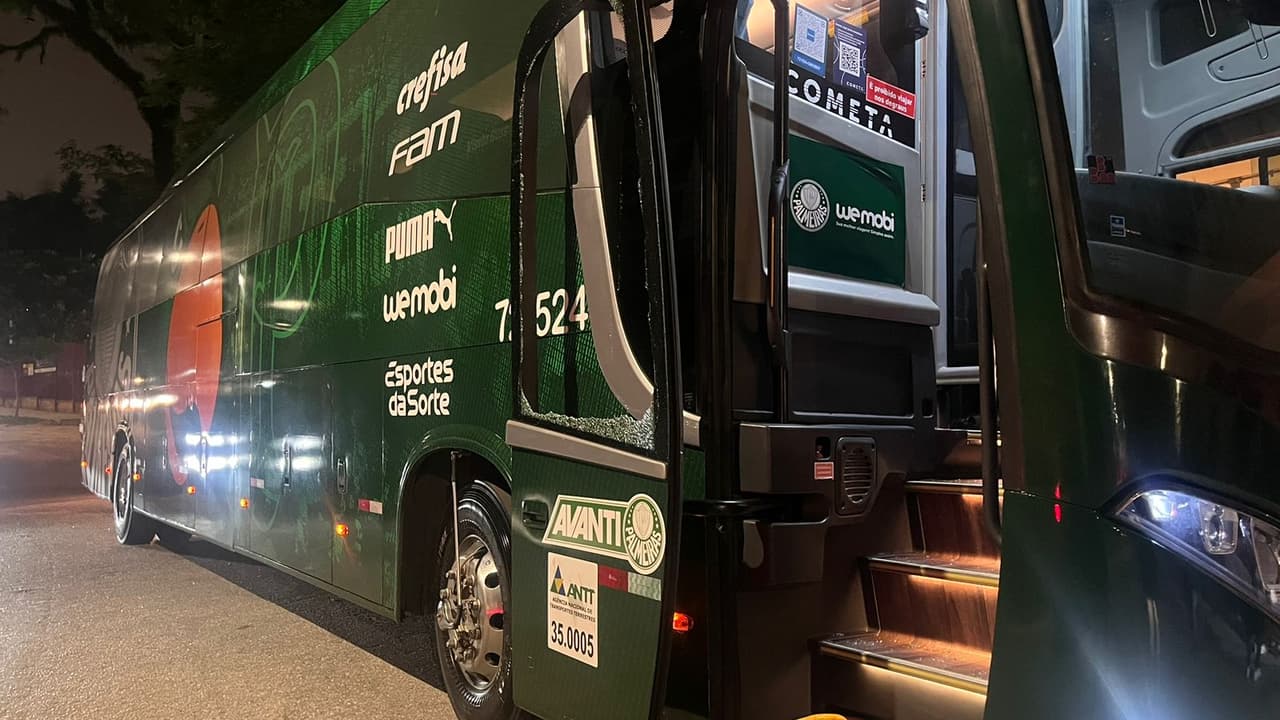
[{"left": 838, "top": 41, "right": 862, "bottom": 77}]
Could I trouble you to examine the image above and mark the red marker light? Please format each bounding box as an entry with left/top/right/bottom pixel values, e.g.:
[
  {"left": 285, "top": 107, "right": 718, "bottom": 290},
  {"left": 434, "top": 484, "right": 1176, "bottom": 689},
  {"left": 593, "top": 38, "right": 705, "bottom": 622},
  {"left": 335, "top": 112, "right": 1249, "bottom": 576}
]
[
  {"left": 335, "top": 523, "right": 351, "bottom": 538},
  {"left": 186, "top": 485, "right": 197, "bottom": 495},
  {"left": 1054, "top": 483, "right": 1063, "bottom": 524},
  {"left": 104, "top": 465, "right": 112, "bottom": 476},
  {"left": 239, "top": 498, "right": 250, "bottom": 509},
  {"left": 672, "top": 612, "right": 693, "bottom": 634}
]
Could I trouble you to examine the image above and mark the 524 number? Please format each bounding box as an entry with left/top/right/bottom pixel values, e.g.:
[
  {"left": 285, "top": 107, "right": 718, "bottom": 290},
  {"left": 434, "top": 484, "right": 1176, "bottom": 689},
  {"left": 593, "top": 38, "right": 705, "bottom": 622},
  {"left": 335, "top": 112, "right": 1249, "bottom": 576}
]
[{"left": 493, "top": 285, "right": 588, "bottom": 343}]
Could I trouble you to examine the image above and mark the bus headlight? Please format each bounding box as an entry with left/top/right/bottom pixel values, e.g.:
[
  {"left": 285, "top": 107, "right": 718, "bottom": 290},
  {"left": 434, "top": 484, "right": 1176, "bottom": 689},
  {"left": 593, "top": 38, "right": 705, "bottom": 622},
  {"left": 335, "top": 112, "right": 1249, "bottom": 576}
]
[{"left": 1116, "top": 488, "right": 1280, "bottom": 617}]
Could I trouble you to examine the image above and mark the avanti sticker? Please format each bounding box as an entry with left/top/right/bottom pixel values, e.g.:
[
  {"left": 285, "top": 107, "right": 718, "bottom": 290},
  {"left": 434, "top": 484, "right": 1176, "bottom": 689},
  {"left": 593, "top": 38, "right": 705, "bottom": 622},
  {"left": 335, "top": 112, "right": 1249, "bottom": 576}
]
[{"left": 542, "top": 494, "right": 667, "bottom": 575}]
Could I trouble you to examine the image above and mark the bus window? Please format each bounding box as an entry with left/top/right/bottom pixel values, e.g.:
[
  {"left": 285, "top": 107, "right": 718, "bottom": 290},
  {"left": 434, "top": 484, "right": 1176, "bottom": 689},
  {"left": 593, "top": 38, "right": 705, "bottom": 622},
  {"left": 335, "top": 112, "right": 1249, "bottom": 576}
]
[
  {"left": 946, "top": 40, "right": 979, "bottom": 372},
  {"left": 736, "top": 0, "right": 923, "bottom": 95},
  {"left": 1177, "top": 157, "right": 1265, "bottom": 188},
  {"left": 586, "top": 0, "right": 704, "bottom": 415},
  {"left": 1055, "top": 2, "right": 1280, "bottom": 357},
  {"left": 1157, "top": 0, "right": 1251, "bottom": 65}
]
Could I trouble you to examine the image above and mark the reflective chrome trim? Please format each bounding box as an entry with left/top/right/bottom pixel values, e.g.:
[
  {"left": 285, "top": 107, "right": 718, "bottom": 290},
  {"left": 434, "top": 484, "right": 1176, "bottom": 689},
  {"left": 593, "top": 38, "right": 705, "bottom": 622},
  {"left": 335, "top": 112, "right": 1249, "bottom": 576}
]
[
  {"left": 557, "top": 16, "right": 656, "bottom": 421},
  {"left": 790, "top": 270, "right": 940, "bottom": 327},
  {"left": 937, "top": 366, "right": 980, "bottom": 385},
  {"left": 555, "top": 17, "right": 602, "bottom": 189},
  {"left": 571, "top": 187, "right": 658, "bottom": 418},
  {"left": 506, "top": 420, "right": 667, "bottom": 480},
  {"left": 682, "top": 411, "right": 700, "bottom": 448},
  {"left": 1067, "top": 305, "right": 1222, "bottom": 384}
]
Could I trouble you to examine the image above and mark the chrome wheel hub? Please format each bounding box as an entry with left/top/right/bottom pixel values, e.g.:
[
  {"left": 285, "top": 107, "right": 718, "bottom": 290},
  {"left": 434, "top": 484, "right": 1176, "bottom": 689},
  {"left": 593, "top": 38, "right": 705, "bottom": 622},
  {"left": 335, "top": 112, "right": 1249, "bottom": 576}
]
[
  {"left": 438, "top": 534, "right": 505, "bottom": 692},
  {"left": 114, "top": 461, "right": 129, "bottom": 521}
]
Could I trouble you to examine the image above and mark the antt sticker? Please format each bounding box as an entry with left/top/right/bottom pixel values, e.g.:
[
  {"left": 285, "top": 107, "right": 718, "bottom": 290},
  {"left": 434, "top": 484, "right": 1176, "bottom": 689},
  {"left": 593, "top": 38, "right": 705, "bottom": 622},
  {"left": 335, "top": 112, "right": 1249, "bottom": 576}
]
[{"left": 547, "top": 553, "right": 599, "bottom": 668}]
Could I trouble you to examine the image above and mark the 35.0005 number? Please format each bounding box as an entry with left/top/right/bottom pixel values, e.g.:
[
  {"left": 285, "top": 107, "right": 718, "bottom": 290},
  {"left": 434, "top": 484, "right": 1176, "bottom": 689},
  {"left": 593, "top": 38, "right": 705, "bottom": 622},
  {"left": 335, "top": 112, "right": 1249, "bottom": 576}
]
[
  {"left": 493, "top": 286, "right": 588, "bottom": 342},
  {"left": 549, "top": 620, "right": 595, "bottom": 658}
]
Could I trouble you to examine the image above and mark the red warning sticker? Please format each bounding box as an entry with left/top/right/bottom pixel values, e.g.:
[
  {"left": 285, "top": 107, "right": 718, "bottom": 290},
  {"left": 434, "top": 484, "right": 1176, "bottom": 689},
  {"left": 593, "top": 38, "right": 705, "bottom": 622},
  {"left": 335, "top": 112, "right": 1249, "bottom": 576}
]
[
  {"left": 358, "top": 499, "right": 384, "bottom": 515},
  {"left": 866, "top": 76, "right": 917, "bottom": 119},
  {"left": 814, "top": 461, "right": 835, "bottom": 480},
  {"left": 1087, "top": 154, "right": 1116, "bottom": 184},
  {"left": 598, "top": 565, "right": 629, "bottom": 592}
]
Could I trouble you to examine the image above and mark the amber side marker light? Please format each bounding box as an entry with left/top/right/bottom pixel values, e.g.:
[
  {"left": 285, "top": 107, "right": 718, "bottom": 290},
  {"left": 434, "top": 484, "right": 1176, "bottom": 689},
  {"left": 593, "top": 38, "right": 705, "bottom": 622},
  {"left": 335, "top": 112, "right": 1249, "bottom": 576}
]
[
  {"left": 239, "top": 498, "right": 250, "bottom": 509},
  {"left": 80, "top": 460, "right": 89, "bottom": 469},
  {"left": 335, "top": 523, "right": 351, "bottom": 538},
  {"left": 672, "top": 612, "right": 693, "bottom": 634},
  {"left": 186, "top": 485, "right": 197, "bottom": 495},
  {"left": 133, "top": 472, "right": 142, "bottom": 482}
]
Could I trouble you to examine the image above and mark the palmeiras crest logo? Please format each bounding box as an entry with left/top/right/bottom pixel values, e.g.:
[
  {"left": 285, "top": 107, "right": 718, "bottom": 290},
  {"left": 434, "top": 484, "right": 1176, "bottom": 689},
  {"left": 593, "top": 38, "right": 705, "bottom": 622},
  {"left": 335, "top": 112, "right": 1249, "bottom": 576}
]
[{"left": 791, "top": 179, "right": 830, "bottom": 232}]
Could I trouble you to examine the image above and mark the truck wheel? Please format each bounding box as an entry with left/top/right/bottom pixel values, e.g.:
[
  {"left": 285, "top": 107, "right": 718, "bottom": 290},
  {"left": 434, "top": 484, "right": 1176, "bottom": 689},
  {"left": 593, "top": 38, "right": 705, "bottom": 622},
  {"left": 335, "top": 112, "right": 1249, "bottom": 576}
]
[
  {"left": 435, "top": 484, "right": 521, "bottom": 720},
  {"left": 112, "top": 448, "right": 153, "bottom": 546}
]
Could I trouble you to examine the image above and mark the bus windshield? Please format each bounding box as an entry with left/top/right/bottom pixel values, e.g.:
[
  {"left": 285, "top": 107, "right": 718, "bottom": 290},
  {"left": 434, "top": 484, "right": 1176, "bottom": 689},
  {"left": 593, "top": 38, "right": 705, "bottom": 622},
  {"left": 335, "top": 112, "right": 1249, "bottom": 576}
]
[{"left": 1052, "top": 0, "right": 1280, "bottom": 356}]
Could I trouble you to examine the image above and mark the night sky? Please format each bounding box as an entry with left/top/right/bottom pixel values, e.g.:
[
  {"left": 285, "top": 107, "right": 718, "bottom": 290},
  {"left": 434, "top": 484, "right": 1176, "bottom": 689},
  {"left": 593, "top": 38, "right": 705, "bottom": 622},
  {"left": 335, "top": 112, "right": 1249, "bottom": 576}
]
[{"left": 0, "top": 13, "right": 148, "bottom": 196}]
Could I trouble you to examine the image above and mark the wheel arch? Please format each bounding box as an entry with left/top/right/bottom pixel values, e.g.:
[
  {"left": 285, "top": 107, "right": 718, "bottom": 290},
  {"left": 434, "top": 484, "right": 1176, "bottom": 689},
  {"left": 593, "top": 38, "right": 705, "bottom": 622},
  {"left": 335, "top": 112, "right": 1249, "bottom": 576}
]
[{"left": 393, "top": 425, "right": 513, "bottom": 620}]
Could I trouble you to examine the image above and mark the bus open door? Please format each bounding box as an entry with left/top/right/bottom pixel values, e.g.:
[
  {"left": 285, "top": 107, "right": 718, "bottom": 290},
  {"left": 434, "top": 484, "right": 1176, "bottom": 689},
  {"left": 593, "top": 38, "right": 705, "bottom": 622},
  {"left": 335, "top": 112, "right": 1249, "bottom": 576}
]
[{"left": 496, "top": 2, "right": 685, "bottom": 718}]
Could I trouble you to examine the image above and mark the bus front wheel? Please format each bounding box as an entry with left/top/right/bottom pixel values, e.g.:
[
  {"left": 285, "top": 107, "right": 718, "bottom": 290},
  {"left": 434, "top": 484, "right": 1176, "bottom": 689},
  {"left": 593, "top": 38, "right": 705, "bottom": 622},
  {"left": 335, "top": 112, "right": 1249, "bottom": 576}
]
[
  {"left": 435, "top": 483, "right": 521, "bottom": 720},
  {"left": 112, "top": 448, "right": 154, "bottom": 546}
]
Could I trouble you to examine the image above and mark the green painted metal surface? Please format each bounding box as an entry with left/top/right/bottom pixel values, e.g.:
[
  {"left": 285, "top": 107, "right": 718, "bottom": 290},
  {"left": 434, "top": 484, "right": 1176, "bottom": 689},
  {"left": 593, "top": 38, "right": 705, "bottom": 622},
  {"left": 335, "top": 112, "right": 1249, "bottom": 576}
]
[
  {"left": 788, "top": 134, "right": 908, "bottom": 287},
  {"left": 510, "top": 453, "right": 670, "bottom": 720},
  {"left": 82, "top": 0, "right": 577, "bottom": 617},
  {"left": 956, "top": 0, "right": 1280, "bottom": 716}
]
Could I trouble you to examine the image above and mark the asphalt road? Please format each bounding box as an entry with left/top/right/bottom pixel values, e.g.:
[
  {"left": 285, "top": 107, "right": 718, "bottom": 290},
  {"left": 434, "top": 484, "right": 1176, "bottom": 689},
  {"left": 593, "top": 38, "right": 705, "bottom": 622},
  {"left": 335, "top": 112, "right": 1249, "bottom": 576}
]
[{"left": 0, "top": 420, "right": 456, "bottom": 720}]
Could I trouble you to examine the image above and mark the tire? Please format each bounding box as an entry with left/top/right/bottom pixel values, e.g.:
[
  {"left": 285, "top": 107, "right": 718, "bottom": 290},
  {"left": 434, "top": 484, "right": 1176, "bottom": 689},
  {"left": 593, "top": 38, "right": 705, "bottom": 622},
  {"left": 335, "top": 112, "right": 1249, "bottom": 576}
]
[
  {"left": 435, "top": 483, "right": 521, "bottom": 720},
  {"left": 111, "top": 446, "right": 154, "bottom": 546}
]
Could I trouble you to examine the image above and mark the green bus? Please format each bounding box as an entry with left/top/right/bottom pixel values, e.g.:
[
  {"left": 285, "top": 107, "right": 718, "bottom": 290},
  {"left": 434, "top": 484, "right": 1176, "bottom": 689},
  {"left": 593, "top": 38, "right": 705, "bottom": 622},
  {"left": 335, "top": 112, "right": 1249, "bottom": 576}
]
[{"left": 82, "top": 0, "right": 1280, "bottom": 717}]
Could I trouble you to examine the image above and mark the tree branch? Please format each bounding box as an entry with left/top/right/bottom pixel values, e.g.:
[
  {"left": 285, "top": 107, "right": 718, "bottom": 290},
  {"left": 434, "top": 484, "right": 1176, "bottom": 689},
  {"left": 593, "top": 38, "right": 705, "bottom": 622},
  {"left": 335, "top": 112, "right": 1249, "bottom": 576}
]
[
  {"left": 28, "top": 0, "right": 147, "bottom": 98},
  {"left": 0, "top": 25, "right": 65, "bottom": 63}
]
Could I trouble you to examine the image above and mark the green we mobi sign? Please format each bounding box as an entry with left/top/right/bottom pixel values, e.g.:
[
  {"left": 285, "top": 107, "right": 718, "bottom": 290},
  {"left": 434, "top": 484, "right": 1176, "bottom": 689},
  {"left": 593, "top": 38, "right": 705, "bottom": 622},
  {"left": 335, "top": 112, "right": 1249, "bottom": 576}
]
[{"left": 788, "top": 134, "right": 907, "bottom": 287}]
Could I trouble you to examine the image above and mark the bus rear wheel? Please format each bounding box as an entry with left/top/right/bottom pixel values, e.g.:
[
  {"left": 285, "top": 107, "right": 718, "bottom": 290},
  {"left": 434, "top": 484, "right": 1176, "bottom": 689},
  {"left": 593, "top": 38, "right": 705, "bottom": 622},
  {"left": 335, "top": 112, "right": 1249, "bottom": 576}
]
[
  {"left": 112, "top": 449, "right": 153, "bottom": 546},
  {"left": 435, "top": 484, "right": 519, "bottom": 720}
]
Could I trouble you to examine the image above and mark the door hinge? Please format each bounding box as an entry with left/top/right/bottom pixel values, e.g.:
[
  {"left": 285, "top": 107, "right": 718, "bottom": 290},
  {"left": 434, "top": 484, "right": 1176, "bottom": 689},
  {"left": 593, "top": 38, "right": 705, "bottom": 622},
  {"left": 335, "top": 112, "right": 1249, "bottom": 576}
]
[
  {"left": 921, "top": 58, "right": 928, "bottom": 80},
  {"left": 922, "top": 183, "right": 928, "bottom": 203}
]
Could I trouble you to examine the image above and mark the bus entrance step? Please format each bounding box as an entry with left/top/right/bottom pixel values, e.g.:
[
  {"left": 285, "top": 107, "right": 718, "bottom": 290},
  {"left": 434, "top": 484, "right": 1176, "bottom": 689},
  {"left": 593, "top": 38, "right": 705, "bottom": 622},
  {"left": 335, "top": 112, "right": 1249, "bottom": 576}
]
[
  {"left": 868, "top": 552, "right": 1000, "bottom": 588},
  {"left": 904, "top": 478, "right": 985, "bottom": 495},
  {"left": 817, "top": 631, "right": 990, "bottom": 696}
]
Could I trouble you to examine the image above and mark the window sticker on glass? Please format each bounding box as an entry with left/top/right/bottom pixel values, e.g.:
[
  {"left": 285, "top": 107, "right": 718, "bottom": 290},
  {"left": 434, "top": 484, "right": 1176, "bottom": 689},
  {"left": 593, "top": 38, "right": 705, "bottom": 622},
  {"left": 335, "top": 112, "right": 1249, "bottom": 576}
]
[
  {"left": 866, "top": 76, "right": 917, "bottom": 120},
  {"left": 832, "top": 19, "right": 867, "bottom": 93},
  {"left": 792, "top": 4, "right": 828, "bottom": 76}
]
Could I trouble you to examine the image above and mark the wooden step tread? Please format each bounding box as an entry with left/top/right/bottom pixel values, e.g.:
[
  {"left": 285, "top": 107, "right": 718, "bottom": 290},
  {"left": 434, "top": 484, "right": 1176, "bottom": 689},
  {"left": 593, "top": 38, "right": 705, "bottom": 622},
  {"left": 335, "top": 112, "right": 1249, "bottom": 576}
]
[
  {"left": 819, "top": 631, "right": 990, "bottom": 695},
  {"left": 868, "top": 552, "right": 1000, "bottom": 588}
]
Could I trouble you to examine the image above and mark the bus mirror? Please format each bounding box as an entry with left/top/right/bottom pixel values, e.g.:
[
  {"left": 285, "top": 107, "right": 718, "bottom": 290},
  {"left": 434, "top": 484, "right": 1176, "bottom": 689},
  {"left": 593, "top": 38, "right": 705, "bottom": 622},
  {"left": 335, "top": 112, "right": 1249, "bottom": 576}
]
[
  {"left": 1230, "top": 0, "right": 1280, "bottom": 27},
  {"left": 882, "top": 0, "right": 930, "bottom": 51}
]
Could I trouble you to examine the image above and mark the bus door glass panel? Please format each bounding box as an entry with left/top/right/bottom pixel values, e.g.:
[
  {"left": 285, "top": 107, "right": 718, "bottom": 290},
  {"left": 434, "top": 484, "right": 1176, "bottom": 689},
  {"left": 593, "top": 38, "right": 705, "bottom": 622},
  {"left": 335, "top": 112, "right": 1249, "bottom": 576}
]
[
  {"left": 248, "top": 371, "right": 334, "bottom": 583},
  {"left": 1078, "top": 0, "right": 1280, "bottom": 173},
  {"left": 944, "top": 35, "right": 980, "bottom": 376},
  {"left": 506, "top": 9, "right": 679, "bottom": 720},
  {"left": 734, "top": 0, "right": 928, "bottom": 292}
]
